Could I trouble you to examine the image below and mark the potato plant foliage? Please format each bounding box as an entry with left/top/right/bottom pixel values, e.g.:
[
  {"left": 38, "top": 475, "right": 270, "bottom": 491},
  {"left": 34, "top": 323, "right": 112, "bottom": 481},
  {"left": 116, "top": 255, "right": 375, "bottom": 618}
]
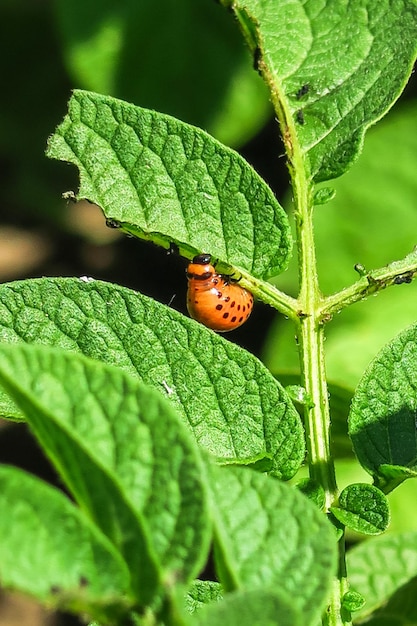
[{"left": 1, "top": 2, "right": 417, "bottom": 626}]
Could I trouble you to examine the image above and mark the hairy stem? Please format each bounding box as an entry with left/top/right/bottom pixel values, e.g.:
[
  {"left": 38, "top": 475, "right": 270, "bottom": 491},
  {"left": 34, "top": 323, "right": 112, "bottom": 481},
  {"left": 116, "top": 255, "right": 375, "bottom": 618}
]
[
  {"left": 291, "top": 151, "right": 347, "bottom": 626},
  {"left": 320, "top": 246, "right": 417, "bottom": 320},
  {"left": 294, "top": 192, "right": 337, "bottom": 506},
  {"left": 261, "top": 32, "right": 352, "bottom": 626},
  {"left": 238, "top": 271, "right": 299, "bottom": 321}
]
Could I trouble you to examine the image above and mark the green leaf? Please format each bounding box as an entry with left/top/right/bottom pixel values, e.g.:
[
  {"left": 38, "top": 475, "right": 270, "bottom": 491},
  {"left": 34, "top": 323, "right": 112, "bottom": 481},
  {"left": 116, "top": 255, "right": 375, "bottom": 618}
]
[
  {"left": 191, "top": 587, "right": 302, "bottom": 626},
  {"left": 54, "top": 0, "right": 270, "bottom": 148},
  {"left": 0, "top": 342, "right": 212, "bottom": 598},
  {"left": 284, "top": 384, "right": 314, "bottom": 409},
  {"left": 341, "top": 590, "right": 365, "bottom": 613},
  {"left": 347, "top": 531, "right": 417, "bottom": 620},
  {"left": 313, "top": 187, "right": 336, "bottom": 206},
  {"left": 46, "top": 90, "right": 292, "bottom": 279},
  {"left": 0, "top": 277, "right": 305, "bottom": 480},
  {"left": 348, "top": 323, "right": 417, "bottom": 490},
  {"left": 378, "top": 464, "right": 417, "bottom": 486},
  {"left": 357, "top": 577, "right": 417, "bottom": 626},
  {"left": 330, "top": 483, "right": 390, "bottom": 535},
  {"left": 226, "top": 0, "right": 417, "bottom": 182},
  {"left": 296, "top": 478, "right": 325, "bottom": 510},
  {"left": 208, "top": 464, "right": 337, "bottom": 625},
  {"left": 184, "top": 580, "right": 223, "bottom": 614},
  {"left": 0, "top": 465, "right": 132, "bottom": 622}
]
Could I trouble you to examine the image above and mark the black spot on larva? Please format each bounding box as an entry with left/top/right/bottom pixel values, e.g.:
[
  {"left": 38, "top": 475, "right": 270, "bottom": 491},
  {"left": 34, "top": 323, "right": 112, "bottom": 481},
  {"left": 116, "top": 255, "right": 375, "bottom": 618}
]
[
  {"left": 217, "top": 291, "right": 223, "bottom": 299},
  {"left": 216, "top": 304, "right": 223, "bottom": 310},
  {"left": 237, "top": 304, "right": 241, "bottom": 311},
  {"left": 230, "top": 300, "right": 236, "bottom": 308},
  {"left": 223, "top": 312, "right": 230, "bottom": 319},
  {"left": 239, "top": 317, "right": 244, "bottom": 323},
  {"left": 224, "top": 296, "right": 231, "bottom": 302},
  {"left": 231, "top": 316, "right": 237, "bottom": 323}
]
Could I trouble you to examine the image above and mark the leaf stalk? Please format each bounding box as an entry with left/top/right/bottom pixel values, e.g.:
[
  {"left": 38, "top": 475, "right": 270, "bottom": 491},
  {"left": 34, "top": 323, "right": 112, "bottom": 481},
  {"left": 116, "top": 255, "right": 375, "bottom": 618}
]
[{"left": 321, "top": 246, "right": 417, "bottom": 320}]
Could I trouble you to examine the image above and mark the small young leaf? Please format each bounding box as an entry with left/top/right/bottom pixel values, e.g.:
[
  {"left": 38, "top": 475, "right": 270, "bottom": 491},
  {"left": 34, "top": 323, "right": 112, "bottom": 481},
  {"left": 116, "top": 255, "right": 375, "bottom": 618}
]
[
  {"left": 348, "top": 323, "right": 417, "bottom": 490},
  {"left": 0, "top": 343, "right": 211, "bottom": 597},
  {"left": 0, "top": 277, "right": 305, "bottom": 480},
  {"left": 347, "top": 531, "right": 417, "bottom": 620},
  {"left": 341, "top": 590, "right": 365, "bottom": 613},
  {"left": 313, "top": 187, "right": 336, "bottom": 206},
  {"left": 46, "top": 90, "right": 292, "bottom": 279},
  {"left": 296, "top": 478, "right": 325, "bottom": 510},
  {"left": 191, "top": 587, "right": 302, "bottom": 626},
  {"left": 285, "top": 384, "right": 314, "bottom": 409},
  {"left": 208, "top": 464, "right": 337, "bottom": 625},
  {"left": 330, "top": 483, "right": 390, "bottom": 535},
  {"left": 0, "top": 465, "right": 132, "bottom": 622},
  {"left": 227, "top": 0, "right": 417, "bottom": 181},
  {"left": 184, "top": 580, "right": 223, "bottom": 614}
]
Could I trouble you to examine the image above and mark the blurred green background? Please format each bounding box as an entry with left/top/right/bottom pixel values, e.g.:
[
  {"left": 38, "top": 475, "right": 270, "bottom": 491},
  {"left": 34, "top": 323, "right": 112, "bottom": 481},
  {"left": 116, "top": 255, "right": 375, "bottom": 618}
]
[{"left": 1, "top": 0, "right": 417, "bottom": 623}]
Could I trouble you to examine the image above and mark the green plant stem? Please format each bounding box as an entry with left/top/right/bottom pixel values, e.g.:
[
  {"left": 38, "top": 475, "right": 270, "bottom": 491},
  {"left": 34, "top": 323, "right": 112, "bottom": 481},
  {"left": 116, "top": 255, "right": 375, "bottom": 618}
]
[
  {"left": 238, "top": 271, "right": 299, "bottom": 322},
  {"left": 298, "top": 317, "right": 337, "bottom": 504},
  {"left": 294, "top": 199, "right": 337, "bottom": 507},
  {"left": 243, "top": 245, "right": 417, "bottom": 325},
  {"left": 326, "top": 573, "right": 351, "bottom": 626},
  {"left": 262, "top": 46, "right": 353, "bottom": 626},
  {"left": 293, "top": 173, "right": 346, "bottom": 625},
  {"left": 320, "top": 245, "right": 417, "bottom": 320},
  {"left": 322, "top": 533, "right": 353, "bottom": 626}
]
